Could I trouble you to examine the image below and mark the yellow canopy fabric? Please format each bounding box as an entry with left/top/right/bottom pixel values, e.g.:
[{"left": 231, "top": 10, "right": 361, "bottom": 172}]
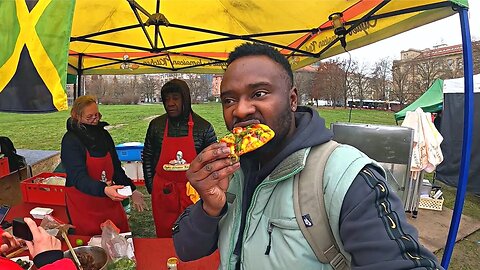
[{"left": 69, "top": 0, "right": 469, "bottom": 75}]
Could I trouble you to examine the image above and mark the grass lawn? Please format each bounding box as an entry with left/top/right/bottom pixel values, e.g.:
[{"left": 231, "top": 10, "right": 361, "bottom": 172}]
[{"left": 1, "top": 104, "right": 478, "bottom": 268}]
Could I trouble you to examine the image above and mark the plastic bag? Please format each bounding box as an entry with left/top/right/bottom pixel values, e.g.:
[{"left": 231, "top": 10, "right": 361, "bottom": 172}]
[
  {"left": 100, "top": 220, "right": 136, "bottom": 270},
  {"left": 39, "top": 214, "right": 74, "bottom": 238}
]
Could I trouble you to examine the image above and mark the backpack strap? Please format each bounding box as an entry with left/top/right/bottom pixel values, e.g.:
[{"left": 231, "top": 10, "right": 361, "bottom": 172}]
[{"left": 293, "top": 140, "right": 349, "bottom": 270}]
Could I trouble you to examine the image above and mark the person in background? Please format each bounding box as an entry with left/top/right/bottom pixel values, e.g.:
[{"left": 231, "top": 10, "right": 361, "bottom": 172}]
[
  {"left": 61, "top": 95, "right": 147, "bottom": 236},
  {"left": 143, "top": 79, "right": 217, "bottom": 237},
  {"left": 172, "top": 43, "right": 444, "bottom": 269},
  {"left": 0, "top": 218, "right": 76, "bottom": 270}
]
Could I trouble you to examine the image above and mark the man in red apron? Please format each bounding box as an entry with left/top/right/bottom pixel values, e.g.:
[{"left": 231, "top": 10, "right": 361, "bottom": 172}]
[
  {"left": 61, "top": 96, "right": 147, "bottom": 236},
  {"left": 143, "top": 79, "right": 217, "bottom": 237}
]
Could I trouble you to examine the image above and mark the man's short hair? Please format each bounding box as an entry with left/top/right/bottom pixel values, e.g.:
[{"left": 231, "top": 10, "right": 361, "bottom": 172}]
[{"left": 227, "top": 43, "right": 294, "bottom": 88}]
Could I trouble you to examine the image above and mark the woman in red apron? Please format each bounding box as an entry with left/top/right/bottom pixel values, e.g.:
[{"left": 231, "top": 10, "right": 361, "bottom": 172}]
[
  {"left": 61, "top": 96, "right": 147, "bottom": 236},
  {"left": 143, "top": 79, "right": 218, "bottom": 237}
]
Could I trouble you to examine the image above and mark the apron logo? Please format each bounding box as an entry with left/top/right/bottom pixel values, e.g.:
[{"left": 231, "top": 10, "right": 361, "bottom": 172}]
[
  {"left": 302, "top": 214, "right": 313, "bottom": 227},
  {"left": 163, "top": 150, "right": 190, "bottom": 171}
]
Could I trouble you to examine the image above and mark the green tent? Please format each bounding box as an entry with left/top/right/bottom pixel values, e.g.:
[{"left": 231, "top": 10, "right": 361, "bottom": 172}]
[{"left": 394, "top": 78, "right": 444, "bottom": 121}]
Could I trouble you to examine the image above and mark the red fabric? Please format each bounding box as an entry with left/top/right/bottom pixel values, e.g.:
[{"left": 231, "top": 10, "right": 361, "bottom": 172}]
[
  {"left": 0, "top": 257, "right": 23, "bottom": 270},
  {"left": 65, "top": 151, "right": 129, "bottom": 236},
  {"left": 134, "top": 238, "right": 219, "bottom": 270},
  {"left": 0, "top": 257, "right": 76, "bottom": 270},
  {"left": 152, "top": 114, "right": 197, "bottom": 237}
]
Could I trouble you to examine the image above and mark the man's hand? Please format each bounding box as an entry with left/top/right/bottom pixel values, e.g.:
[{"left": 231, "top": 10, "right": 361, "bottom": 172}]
[
  {"left": 24, "top": 218, "right": 61, "bottom": 258},
  {"left": 186, "top": 142, "right": 240, "bottom": 217},
  {"left": 1, "top": 231, "right": 22, "bottom": 254},
  {"left": 104, "top": 185, "right": 129, "bottom": 201}
]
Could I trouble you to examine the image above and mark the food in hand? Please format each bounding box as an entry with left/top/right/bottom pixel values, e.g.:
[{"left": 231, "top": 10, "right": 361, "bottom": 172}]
[{"left": 220, "top": 124, "right": 275, "bottom": 161}]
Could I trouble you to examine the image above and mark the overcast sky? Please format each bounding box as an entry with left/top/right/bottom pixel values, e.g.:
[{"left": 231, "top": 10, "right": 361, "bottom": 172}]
[{"left": 334, "top": 1, "right": 480, "bottom": 64}]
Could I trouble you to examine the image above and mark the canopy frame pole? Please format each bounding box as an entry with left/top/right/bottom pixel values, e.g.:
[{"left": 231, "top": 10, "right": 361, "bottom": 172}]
[
  {"left": 77, "top": 54, "right": 84, "bottom": 98},
  {"left": 128, "top": 1, "right": 155, "bottom": 49},
  {"left": 441, "top": 6, "right": 474, "bottom": 269},
  {"left": 157, "top": 31, "right": 175, "bottom": 68},
  {"left": 154, "top": 0, "right": 160, "bottom": 48},
  {"left": 68, "top": 63, "right": 79, "bottom": 99}
]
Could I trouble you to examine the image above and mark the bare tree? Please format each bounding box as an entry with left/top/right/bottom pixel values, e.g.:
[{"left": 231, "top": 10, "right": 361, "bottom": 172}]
[
  {"left": 185, "top": 75, "right": 211, "bottom": 103},
  {"left": 371, "top": 58, "right": 392, "bottom": 100},
  {"left": 350, "top": 61, "right": 371, "bottom": 106},
  {"left": 414, "top": 57, "right": 443, "bottom": 91},
  {"left": 139, "top": 75, "right": 158, "bottom": 102},
  {"left": 314, "top": 59, "right": 345, "bottom": 107},
  {"left": 336, "top": 59, "right": 356, "bottom": 107},
  {"left": 392, "top": 62, "right": 412, "bottom": 105},
  {"left": 294, "top": 70, "right": 316, "bottom": 105}
]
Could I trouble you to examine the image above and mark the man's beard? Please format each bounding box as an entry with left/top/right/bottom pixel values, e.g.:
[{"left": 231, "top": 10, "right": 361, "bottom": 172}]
[{"left": 248, "top": 107, "right": 294, "bottom": 159}]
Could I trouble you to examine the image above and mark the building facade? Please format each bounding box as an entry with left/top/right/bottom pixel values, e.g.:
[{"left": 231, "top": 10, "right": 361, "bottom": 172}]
[{"left": 392, "top": 40, "right": 480, "bottom": 105}]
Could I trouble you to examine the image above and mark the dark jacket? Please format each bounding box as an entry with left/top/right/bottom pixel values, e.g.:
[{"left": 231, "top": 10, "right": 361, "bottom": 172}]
[
  {"left": 172, "top": 106, "right": 443, "bottom": 270},
  {"left": 61, "top": 118, "right": 136, "bottom": 197},
  {"left": 142, "top": 80, "right": 217, "bottom": 194}
]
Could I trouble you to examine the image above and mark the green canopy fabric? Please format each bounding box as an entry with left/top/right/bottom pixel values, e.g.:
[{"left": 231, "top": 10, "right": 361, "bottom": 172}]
[{"left": 394, "top": 78, "right": 444, "bottom": 121}]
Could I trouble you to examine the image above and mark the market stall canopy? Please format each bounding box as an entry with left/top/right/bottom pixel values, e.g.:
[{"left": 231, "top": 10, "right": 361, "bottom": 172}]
[
  {"left": 0, "top": 0, "right": 469, "bottom": 112},
  {"left": 68, "top": 0, "right": 468, "bottom": 75},
  {"left": 394, "top": 79, "right": 444, "bottom": 121}
]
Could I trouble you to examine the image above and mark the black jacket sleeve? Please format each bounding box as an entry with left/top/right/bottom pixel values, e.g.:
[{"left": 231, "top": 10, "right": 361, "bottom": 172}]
[
  {"left": 340, "top": 165, "right": 444, "bottom": 270},
  {"left": 201, "top": 123, "right": 218, "bottom": 150},
  {"left": 106, "top": 132, "right": 136, "bottom": 192},
  {"left": 61, "top": 132, "right": 107, "bottom": 197},
  {"left": 142, "top": 120, "right": 157, "bottom": 194},
  {"left": 172, "top": 201, "right": 226, "bottom": 261},
  {"left": 33, "top": 250, "right": 63, "bottom": 268}
]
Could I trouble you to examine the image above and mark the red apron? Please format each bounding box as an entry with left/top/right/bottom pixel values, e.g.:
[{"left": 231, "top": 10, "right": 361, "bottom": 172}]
[
  {"left": 65, "top": 151, "right": 130, "bottom": 236},
  {"left": 0, "top": 257, "right": 24, "bottom": 270},
  {"left": 152, "top": 114, "right": 197, "bottom": 237}
]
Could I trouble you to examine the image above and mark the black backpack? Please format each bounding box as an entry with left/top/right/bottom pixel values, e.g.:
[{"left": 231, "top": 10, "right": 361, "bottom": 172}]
[{"left": 0, "top": 136, "right": 27, "bottom": 172}]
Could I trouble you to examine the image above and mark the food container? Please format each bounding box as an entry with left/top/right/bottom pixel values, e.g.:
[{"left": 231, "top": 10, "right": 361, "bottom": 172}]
[
  {"left": 115, "top": 142, "right": 144, "bottom": 162},
  {"left": 20, "top": 172, "right": 66, "bottom": 206},
  {"left": 29, "top": 207, "right": 53, "bottom": 219},
  {"left": 64, "top": 246, "right": 108, "bottom": 270}
]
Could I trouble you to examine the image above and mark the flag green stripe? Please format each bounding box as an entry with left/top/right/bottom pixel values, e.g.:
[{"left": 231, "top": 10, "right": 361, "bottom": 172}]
[
  {"left": 36, "top": 0, "right": 75, "bottom": 92},
  {"left": 0, "top": 1, "right": 20, "bottom": 68}
]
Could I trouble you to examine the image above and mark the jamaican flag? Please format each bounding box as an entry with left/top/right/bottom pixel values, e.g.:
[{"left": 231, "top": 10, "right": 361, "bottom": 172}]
[{"left": 0, "top": 0, "right": 75, "bottom": 113}]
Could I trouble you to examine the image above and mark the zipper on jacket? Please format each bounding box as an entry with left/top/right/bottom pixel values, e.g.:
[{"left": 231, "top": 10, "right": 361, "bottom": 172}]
[
  {"left": 239, "top": 150, "right": 308, "bottom": 266},
  {"left": 241, "top": 167, "right": 304, "bottom": 264},
  {"left": 265, "top": 222, "right": 274, "bottom": 255},
  {"left": 227, "top": 175, "right": 242, "bottom": 270}
]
